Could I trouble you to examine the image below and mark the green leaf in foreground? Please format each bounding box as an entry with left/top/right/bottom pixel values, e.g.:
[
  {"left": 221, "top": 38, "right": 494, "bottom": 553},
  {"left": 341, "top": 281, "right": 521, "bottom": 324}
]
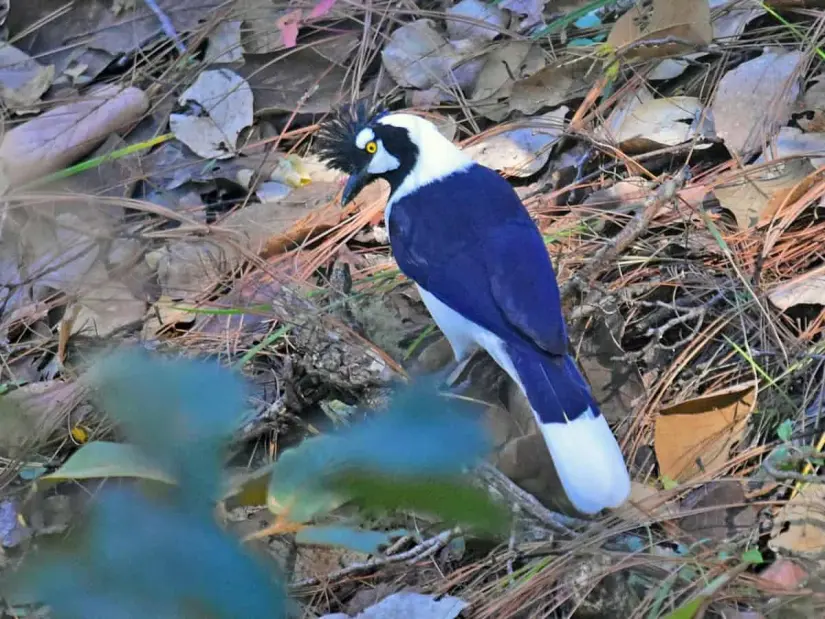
[
  {"left": 267, "top": 378, "right": 502, "bottom": 530},
  {"left": 87, "top": 348, "right": 250, "bottom": 505},
  {"left": 338, "top": 474, "right": 510, "bottom": 536},
  {"left": 295, "top": 525, "right": 407, "bottom": 555},
  {"left": 777, "top": 418, "right": 793, "bottom": 442},
  {"left": 36, "top": 441, "right": 175, "bottom": 490}
]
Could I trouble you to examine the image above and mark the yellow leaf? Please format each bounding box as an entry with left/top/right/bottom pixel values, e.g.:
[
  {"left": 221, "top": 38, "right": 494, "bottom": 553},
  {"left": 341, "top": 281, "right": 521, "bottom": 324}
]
[
  {"left": 654, "top": 384, "right": 756, "bottom": 482},
  {"left": 70, "top": 425, "right": 89, "bottom": 444}
]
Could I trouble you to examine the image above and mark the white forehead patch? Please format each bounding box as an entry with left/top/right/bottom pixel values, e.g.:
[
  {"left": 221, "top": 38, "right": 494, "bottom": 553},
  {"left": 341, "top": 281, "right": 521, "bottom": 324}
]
[{"left": 355, "top": 127, "right": 375, "bottom": 148}]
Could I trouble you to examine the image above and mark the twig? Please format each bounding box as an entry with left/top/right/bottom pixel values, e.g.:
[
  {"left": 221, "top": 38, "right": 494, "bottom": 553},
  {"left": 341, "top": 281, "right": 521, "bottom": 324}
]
[
  {"left": 289, "top": 529, "right": 457, "bottom": 589},
  {"left": 763, "top": 446, "right": 825, "bottom": 484},
  {"left": 560, "top": 170, "right": 687, "bottom": 302},
  {"left": 143, "top": 0, "right": 187, "bottom": 55},
  {"left": 474, "top": 462, "right": 585, "bottom": 536}
]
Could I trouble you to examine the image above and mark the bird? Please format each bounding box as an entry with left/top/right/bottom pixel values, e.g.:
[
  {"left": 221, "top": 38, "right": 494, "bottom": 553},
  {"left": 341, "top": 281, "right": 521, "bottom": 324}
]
[{"left": 314, "top": 105, "right": 631, "bottom": 515}]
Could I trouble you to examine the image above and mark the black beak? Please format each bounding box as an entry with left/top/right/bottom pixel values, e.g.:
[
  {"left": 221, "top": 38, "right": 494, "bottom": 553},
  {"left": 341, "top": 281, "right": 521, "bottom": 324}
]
[{"left": 341, "top": 167, "right": 374, "bottom": 206}]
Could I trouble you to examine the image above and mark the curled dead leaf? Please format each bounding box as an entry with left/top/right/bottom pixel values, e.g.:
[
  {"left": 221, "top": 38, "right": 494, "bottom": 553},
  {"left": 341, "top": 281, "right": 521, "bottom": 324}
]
[
  {"left": 603, "top": 96, "right": 709, "bottom": 152},
  {"left": 654, "top": 383, "right": 756, "bottom": 482},
  {"left": 463, "top": 107, "right": 567, "bottom": 177},
  {"left": 0, "top": 85, "right": 148, "bottom": 188},
  {"left": 714, "top": 159, "right": 813, "bottom": 230},
  {"left": 768, "top": 265, "right": 825, "bottom": 311}
]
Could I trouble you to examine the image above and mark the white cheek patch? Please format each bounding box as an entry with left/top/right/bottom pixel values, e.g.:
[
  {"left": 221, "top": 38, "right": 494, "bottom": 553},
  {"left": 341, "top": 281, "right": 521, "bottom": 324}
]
[
  {"left": 355, "top": 127, "right": 375, "bottom": 149},
  {"left": 367, "top": 141, "right": 400, "bottom": 174}
]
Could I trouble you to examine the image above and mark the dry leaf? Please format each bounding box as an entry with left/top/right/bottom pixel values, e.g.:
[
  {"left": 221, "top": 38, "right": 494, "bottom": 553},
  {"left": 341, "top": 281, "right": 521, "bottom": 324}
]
[
  {"left": 0, "top": 84, "right": 148, "bottom": 188},
  {"left": 771, "top": 482, "right": 825, "bottom": 556},
  {"left": 607, "top": 0, "right": 712, "bottom": 60},
  {"left": 462, "top": 107, "right": 567, "bottom": 177},
  {"left": 238, "top": 0, "right": 289, "bottom": 53},
  {"left": 583, "top": 177, "right": 652, "bottom": 210},
  {"left": 758, "top": 126, "right": 825, "bottom": 169},
  {"left": 509, "top": 60, "right": 591, "bottom": 115},
  {"left": 679, "top": 480, "right": 757, "bottom": 542},
  {"left": 0, "top": 42, "right": 54, "bottom": 111},
  {"left": 470, "top": 41, "right": 545, "bottom": 120},
  {"left": 382, "top": 20, "right": 464, "bottom": 90},
  {"left": 654, "top": 383, "right": 756, "bottom": 482},
  {"left": 711, "top": 0, "right": 765, "bottom": 42},
  {"left": 604, "top": 96, "right": 708, "bottom": 152},
  {"left": 499, "top": 0, "right": 545, "bottom": 29},
  {"left": 712, "top": 49, "right": 803, "bottom": 158},
  {"left": 768, "top": 265, "right": 825, "bottom": 310},
  {"left": 615, "top": 481, "right": 679, "bottom": 524},
  {"left": 446, "top": 0, "right": 508, "bottom": 42},
  {"left": 714, "top": 159, "right": 813, "bottom": 229},
  {"left": 205, "top": 20, "right": 244, "bottom": 65},
  {"left": 170, "top": 69, "right": 253, "bottom": 160},
  {"left": 238, "top": 49, "right": 346, "bottom": 114}
]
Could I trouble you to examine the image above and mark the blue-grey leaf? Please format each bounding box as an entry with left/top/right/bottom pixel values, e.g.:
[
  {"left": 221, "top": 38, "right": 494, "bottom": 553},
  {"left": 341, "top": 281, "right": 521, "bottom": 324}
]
[{"left": 295, "top": 525, "right": 407, "bottom": 555}]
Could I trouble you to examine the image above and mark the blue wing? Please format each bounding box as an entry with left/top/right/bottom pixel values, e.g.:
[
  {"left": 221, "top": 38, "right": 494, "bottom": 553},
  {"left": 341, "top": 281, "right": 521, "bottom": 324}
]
[{"left": 388, "top": 164, "right": 568, "bottom": 357}]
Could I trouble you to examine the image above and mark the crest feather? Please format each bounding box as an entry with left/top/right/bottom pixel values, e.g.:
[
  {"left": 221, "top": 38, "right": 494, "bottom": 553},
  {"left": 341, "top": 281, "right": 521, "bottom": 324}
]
[{"left": 314, "top": 102, "right": 388, "bottom": 173}]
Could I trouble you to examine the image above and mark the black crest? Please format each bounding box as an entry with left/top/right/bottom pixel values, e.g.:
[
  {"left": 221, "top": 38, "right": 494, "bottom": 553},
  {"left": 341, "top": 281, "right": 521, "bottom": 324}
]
[{"left": 314, "top": 101, "right": 388, "bottom": 173}]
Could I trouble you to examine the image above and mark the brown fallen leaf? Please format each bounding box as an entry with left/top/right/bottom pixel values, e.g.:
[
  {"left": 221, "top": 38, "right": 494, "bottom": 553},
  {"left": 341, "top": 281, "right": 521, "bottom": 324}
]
[
  {"left": 446, "top": 0, "right": 508, "bottom": 42},
  {"left": 0, "top": 42, "right": 54, "bottom": 111},
  {"left": 607, "top": 0, "right": 712, "bottom": 61},
  {"left": 604, "top": 96, "right": 709, "bottom": 153},
  {"left": 0, "top": 381, "right": 88, "bottom": 457},
  {"left": 714, "top": 159, "right": 813, "bottom": 229},
  {"left": 9, "top": 0, "right": 222, "bottom": 73},
  {"left": 768, "top": 264, "right": 825, "bottom": 310},
  {"left": 237, "top": 49, "right": 347, "bottom": 114},
  {"left": 381, "top": 19, "right": 466, "bottom": 90},
  {"left": 170, "top": 69, "right": 254, "bottom": 160},
  {"left": 0, "top": 84, "right": 149, "bottom": 189},
  {"left": 678, "top": 480, "right": 757, "bottom": 542},
  {"left": 771, "top": 482, "right": 825, "bottom": 557},
  {"left": 509, "top": 60, "right": 592, "bottom": 116},
  {"left": 462, "top": 107, "right": 568, "bottom": 177},
  {"left": 654, "top": 383, "right": 756, "bottom": 482},
  {"left": 615, "top": 481, "right": 680, "bottom": 525},
  {"left": 470, "top": 41, "right": 545, "bottom": 121},
  {"left": 712, "top": 48, "right": 804, "bottom": 159}
]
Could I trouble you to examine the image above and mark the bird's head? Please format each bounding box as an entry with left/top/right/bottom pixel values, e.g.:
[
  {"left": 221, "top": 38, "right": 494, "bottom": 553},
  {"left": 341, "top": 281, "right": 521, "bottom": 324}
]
[{"left": 314, "top": 104, "right": 467, "bottom": 205}]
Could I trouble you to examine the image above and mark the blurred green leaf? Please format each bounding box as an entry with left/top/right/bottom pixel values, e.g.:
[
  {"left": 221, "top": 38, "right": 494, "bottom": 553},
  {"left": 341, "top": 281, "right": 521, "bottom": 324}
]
[
  {"left": 741, "top": 548, "right": 764, "bottom": 564},
  {"left": 4, "top": 489, "right": 286, "bottom": 619},
  {"left": 6, "top": 350, "right": 286, "bottom": 619},
  {"left": 295, "top": 525, "right": 407, "bottom": 555},
  {"left": 777, "top": 419, "right": 793, "bottom": 442},
  {"left": 37, "top": 441, "right": 175, "bottom": 489},
  {"left": 268, "top": 379, "right": 495, "bottom": 524},
  {"left": 222, "top": 463, "right": 275, "bottom": 509},
  {"left": 662, "top": 597, "right": 703, "bottom": 619},
  {"left": 87, "top": 348, "right": 250, "bottom": 504},
  {"left": 340, "top": 474, "right": 509, "bottom": 536}
]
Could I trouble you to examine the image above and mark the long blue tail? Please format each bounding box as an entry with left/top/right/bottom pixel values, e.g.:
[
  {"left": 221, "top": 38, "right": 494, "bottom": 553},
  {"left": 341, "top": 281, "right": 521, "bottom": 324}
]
[{"left": 505, "top": 345, "right": 631, "bottom": 515}]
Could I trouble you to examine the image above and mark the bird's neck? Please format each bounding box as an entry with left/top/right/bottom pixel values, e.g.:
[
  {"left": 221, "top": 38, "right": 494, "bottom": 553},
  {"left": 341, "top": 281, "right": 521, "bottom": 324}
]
[{"left": 386, "top": 137, "right": 474, "bottom": 208}]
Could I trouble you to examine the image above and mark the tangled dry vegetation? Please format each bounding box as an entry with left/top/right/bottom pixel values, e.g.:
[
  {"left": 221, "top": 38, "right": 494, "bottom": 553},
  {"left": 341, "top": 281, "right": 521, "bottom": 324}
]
[{"left": 3, "top": 0, "right": 825, "bottom": 617}]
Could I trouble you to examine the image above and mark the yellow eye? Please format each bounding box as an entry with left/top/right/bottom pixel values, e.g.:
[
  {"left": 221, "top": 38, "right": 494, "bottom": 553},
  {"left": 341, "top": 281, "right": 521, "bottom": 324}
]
[{"left": 365, "top": 141, "right": 378, "bottom": 154}]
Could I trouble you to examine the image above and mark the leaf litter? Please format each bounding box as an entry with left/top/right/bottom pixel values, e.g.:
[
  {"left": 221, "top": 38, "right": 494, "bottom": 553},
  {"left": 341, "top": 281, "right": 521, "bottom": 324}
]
[{"left": 3, "top": 0, "right": 825, "bottom": 617}]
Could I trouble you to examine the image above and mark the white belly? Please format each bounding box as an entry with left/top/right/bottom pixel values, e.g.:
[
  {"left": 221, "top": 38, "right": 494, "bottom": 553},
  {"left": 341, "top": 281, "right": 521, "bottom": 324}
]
[{"left": 416, "top": 285, "right": 521, "bottom": 386}]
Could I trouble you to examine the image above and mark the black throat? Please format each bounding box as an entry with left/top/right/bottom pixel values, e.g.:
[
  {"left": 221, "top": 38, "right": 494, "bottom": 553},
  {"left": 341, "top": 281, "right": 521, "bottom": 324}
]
[{"left": 376, "top": 125, "right": 419, "bottom": 195}]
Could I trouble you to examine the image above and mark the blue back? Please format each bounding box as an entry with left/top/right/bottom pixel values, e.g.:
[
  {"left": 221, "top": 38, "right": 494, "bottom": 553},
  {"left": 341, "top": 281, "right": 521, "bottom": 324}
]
[{"left": 387, "top": 164, "right": 569, "bottom": 358}]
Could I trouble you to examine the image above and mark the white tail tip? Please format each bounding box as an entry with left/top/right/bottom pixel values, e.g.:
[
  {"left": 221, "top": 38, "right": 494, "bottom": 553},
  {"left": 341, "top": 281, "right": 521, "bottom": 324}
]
[{"left": 538, "top": 409, "right": 631, "bottom": 515}]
